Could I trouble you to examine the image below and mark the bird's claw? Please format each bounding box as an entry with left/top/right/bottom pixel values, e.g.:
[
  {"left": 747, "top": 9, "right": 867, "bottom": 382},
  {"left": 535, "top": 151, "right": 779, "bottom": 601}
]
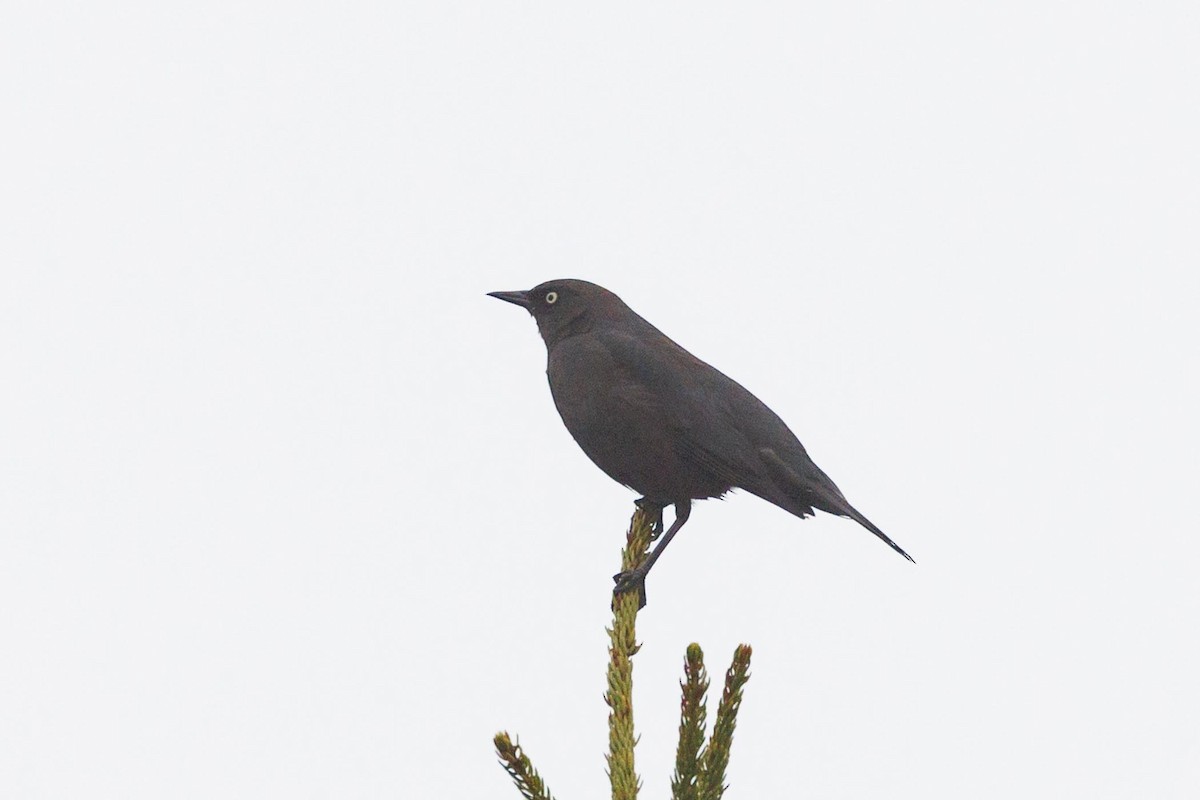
[
  {"left": 633, "top": 498, "right": 665, "bottom": 538},
  {"left": 612, "top": 569, "right": 648, "bottom": 609}
]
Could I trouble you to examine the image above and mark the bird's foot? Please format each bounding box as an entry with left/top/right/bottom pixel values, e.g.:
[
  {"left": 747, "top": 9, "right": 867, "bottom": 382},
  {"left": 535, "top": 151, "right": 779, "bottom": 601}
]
[
  {"left": 633, "top": 498, "right": 665, "bottom": 538},
  {"left": 612, "top": 568, "right": 648, "bottom": 610}
]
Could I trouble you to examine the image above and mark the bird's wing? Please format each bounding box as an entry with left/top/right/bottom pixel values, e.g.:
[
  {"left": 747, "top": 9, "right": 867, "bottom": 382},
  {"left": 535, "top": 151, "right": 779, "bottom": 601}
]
[
  {"left": 595, "top": 327, "right": 766, "bottom": 487},
  {"left": 595, "top": 327, "right": 852, "bottom": 510}
]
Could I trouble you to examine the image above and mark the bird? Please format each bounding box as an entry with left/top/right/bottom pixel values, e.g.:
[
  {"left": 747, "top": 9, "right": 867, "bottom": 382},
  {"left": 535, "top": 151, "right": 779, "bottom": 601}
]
[{"left": 488, "top": 279, "right": 913, "bottom": 607}]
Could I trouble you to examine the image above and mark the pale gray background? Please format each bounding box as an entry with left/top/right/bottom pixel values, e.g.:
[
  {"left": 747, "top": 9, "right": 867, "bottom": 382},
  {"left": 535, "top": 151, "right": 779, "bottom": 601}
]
[{"left": 2, "top": 2, "right": 1198, "bottom": 798}]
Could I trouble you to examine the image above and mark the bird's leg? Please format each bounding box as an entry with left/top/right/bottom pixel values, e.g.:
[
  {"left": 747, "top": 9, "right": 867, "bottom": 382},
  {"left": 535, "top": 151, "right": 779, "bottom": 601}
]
[
  {"left": 613, "top": 499, "right": 692, "bottom": 609},
  {"left": 633, "top": 497, "right": 665, "bottom": 538}
]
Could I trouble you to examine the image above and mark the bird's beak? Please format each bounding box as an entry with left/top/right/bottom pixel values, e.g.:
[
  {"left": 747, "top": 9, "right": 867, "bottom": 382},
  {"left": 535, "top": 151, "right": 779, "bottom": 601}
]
[{"left": 487, "top": 290, "right": 532, "bottom": 309}]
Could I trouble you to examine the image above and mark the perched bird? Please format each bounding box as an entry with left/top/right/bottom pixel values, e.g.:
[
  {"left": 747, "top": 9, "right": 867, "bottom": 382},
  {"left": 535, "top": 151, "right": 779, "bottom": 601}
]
[{"left": 488, "top": 279, "right": 913, "bottom": 606}]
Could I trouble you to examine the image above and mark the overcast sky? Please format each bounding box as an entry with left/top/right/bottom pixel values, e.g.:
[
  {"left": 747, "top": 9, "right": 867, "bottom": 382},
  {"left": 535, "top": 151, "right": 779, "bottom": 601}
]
[{"left": 2, "top": 3, "right": 1198, "bottom": 798}]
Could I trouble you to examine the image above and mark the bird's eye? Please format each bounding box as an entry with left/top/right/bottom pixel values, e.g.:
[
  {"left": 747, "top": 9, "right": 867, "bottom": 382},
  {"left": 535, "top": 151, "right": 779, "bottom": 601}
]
[{"left": 545, "top": 291, "right": 558, "bottom": 305}]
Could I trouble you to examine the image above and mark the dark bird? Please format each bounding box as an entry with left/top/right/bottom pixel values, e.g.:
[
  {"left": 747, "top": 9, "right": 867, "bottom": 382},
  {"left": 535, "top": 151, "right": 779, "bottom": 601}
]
[{"left": 488, "top": 279, "right": 913, "bottom": 606}]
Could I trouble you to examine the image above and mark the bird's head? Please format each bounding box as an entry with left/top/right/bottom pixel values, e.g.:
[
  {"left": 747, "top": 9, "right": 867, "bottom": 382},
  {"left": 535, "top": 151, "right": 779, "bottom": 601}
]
[{"left": 488, "top": 279, "right": 631, "bottom": 347}]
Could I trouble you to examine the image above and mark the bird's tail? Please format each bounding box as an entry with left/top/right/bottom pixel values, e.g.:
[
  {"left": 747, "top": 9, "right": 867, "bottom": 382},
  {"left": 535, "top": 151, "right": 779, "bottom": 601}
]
[
  {"left": 843, "top": 506, "right": 915, "bottom": 563},
  {"left": 757, "top": 446, "right": 915, "bottom": 563}
]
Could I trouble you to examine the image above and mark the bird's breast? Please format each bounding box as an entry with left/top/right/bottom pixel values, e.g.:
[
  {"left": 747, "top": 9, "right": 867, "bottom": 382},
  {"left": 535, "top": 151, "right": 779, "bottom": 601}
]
[{"left": 544, "top": 337, "right": 730, "bottom": 502}]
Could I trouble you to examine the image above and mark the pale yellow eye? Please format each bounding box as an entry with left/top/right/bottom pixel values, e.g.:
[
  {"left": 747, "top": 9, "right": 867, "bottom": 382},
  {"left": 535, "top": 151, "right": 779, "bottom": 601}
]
[{"left": 545, "top": 291, "right": 558, "bottom": 304}]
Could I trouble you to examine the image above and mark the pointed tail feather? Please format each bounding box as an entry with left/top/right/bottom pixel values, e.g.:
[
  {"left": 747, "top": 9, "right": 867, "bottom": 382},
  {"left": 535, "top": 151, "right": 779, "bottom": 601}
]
[
  {"left": 758, "top": 446, "right": 915, "bottom": 563},
  {"left": 843, "top": 506, "right": 915, "bottom": 563}
]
